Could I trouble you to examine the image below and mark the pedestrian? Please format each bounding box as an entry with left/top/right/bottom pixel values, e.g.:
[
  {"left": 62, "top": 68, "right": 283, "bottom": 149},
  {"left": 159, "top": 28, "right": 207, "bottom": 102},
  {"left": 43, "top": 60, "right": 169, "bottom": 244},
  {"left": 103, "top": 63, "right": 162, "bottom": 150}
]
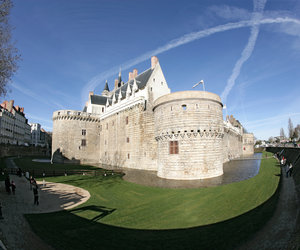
[
  {"left": 29, "top": 176, "right": 34, "bottom": 190},
  {"left": 4, "top": 176, "right": 11, "bottom": 194},
  {"left": 288, "top": 163, "right": 293, "bottom": 177},
  {"left": 11, "top": 180, "right": 16, "bottom": 195},
  {"left": 0, "top": 202, "right": 3, "bottom": 219},
  {"left": 32, "top": 181, "right": 39, "bottom": 205}
]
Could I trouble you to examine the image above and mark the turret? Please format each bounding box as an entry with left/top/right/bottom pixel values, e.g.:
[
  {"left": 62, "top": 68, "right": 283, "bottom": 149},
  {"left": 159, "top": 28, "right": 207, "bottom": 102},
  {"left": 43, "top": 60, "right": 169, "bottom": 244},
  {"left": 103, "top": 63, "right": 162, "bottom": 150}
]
[{"left": 102, "top": 80, "right": 110, "bottom": 96}]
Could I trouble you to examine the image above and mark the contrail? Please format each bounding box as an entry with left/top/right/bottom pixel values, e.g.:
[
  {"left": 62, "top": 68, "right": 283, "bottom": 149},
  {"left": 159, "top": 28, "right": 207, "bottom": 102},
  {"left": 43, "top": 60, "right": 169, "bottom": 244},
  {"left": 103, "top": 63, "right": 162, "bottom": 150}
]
[
  {"left": 221, "top": 0, "right": 267, "bottom": 103},
  {"left": 81, "top": 15, "right": 300, "bottom": 105}
]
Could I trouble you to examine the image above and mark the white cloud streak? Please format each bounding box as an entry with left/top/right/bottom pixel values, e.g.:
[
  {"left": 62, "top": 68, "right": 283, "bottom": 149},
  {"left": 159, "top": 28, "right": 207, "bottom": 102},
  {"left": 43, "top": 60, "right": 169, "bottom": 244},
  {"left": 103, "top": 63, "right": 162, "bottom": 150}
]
[
  {"left": 12, "top": 82, "right": 65, "bottom": 109},
  {"left": 221, "top": 0, "right": 267, "bottom": 103},
  {"left": 81, "top": 15, "right": 300, "bottom": 105}
]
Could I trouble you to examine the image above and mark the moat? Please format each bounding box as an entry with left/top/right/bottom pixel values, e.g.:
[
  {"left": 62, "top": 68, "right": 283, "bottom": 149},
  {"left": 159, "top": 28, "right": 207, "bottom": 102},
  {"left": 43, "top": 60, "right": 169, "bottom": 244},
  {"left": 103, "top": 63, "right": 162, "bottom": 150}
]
[{"left": 122, "top": 153, "right": 262, "bottom": 188}]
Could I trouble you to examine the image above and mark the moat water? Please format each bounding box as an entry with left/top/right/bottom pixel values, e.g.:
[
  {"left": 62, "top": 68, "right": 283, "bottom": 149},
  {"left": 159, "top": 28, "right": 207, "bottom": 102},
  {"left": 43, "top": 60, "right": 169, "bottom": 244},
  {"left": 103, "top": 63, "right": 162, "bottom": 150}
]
[{"left": 122, "top": 153, "right": 263, "bottom": 188}]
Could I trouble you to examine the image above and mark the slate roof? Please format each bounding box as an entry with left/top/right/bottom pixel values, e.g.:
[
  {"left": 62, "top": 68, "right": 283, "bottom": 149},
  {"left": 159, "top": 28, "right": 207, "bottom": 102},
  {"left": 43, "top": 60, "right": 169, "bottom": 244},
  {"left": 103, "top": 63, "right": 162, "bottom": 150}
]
[
  {"left": 90, "top": 95, "right": 107, "bottom": 105},
  {"left": 113, "top": 68, "right": 153, "bottom": 99},
  {"left": 103, "top": 81, "right": 109, "bottom": 91},
  {"left": 88, "top": 67, "right": 153, "bottom": 107}
]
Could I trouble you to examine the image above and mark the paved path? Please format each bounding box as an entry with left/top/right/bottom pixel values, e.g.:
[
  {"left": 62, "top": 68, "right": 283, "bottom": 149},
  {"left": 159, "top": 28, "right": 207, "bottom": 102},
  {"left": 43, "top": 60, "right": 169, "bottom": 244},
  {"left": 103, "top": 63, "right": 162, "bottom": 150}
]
[
  {"left": 238, "top": 169, "right": 299, "bottom": 250},
  {"left": 0, "top": 158, "right": 90, "bottom": 250}
]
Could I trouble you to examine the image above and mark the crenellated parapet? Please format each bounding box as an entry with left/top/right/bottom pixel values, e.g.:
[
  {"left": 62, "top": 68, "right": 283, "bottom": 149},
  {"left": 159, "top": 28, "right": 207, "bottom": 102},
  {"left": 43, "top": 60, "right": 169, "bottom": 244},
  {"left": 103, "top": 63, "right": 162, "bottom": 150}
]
[
  {"left": 53, "top": 110, "right": 100, "bottom": 123},
  {"left": 153, "top": 91, "right": 224, "bottom": 180},
  {"left": 155, "top": 128, "right": 224, "bottom": 141}
]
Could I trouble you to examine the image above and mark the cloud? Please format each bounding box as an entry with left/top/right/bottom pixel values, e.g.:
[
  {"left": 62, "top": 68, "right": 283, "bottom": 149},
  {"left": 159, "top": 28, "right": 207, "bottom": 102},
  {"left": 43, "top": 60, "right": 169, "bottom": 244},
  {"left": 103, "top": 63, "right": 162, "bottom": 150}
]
[
  {"left": 12, "top": 81, "right": 65, "bottom": 109},
  {"left": 208, "top": 5, "right": 251, "bottom": 21},
  {"left": 221, "top": 0, "right": 267, "bottom": 104},
  {"left": 245, "top": 112, "right": 300, "bottom": 128},
  {"left": 26, "top": 113, "right": 52, "bottom": 126},
  {"left": 81, "top": 15, "right": 300, "bottom": 105}
]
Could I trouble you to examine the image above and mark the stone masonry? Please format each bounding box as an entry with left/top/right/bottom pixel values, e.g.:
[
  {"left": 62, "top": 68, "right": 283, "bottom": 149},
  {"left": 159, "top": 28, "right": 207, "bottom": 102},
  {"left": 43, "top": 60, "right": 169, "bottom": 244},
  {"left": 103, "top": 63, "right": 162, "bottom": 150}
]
[{"left": 52, "top": 56, "right": 254, "bottom": 180}]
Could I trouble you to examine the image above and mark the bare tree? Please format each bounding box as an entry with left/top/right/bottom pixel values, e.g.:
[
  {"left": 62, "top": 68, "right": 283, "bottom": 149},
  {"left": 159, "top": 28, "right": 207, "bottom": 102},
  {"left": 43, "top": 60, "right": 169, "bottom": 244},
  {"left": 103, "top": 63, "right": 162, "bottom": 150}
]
[
  {"left": 288, "top": 118, "right": 294, "bottom": 140},
  {"left": 280, "top": 127, "right": 286, "bottom": 139},
  {"left": 0, "top": 0, "right": 20, "bottom": 97}
]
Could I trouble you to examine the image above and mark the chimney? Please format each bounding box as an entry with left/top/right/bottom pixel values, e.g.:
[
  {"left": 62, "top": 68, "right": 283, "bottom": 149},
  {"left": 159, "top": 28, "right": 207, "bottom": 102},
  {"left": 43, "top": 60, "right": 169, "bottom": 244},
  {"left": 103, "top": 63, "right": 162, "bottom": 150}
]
[
  {"left": 114, "top": 79, "right": 118, "bottom": 89},
  {"left": 8, "top": 100, "right": 14, "bottom": 112},
  {"left": 15, "top": 105, "right": 19, "bottom": 111},
  {"left": 151, "top": 56, "right": 159, "bottom": 69},
  {"left": 20, "top": 107, "right": 24, "bottom": 113},
  {"left": 128, "top": 72, "right": 133, "bottom": 81},
  {"left": 133, "top": 68, "right": 138, "bottom": 78},
  {"left": 89, "top": 91, "right": 94, "bottom": 100}
]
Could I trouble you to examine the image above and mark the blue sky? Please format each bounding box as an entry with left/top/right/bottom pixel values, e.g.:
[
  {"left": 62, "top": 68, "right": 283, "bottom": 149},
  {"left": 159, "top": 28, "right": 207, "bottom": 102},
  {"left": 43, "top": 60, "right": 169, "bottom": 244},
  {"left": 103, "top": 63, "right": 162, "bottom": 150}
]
[{"left": 5, "top": 0, "right": 300, "bottom": 140}]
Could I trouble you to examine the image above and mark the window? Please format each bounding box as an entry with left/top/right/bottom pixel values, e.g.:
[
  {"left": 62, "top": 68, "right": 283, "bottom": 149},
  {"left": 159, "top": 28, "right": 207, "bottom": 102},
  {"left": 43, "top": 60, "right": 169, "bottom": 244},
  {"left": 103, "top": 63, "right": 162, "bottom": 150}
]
[
  {"left": 182, "top": 105, "right": 187, "bottom": 111},
  {"left": 127, "top": 137, "right": 129, "bottom": 143},
  {"left": 82, "top": 129, "right": 86, "bottom": 136},
  {"left": 106, "top": 123, "right": 108, "bottom": 129},
  {"left": 169, "top": 141, "right": 179, "bottom": 154},
  {"left": 128, "top": 153, "right": 130, "bottom": 159},
  {"left": 153, "top": 78, "right": 155, "bottom": 82},
  {"left": 67, "top": 111, "right": 71, "bottom": 115},
  {"left": 126, "top": 116, "right": 128, "bottom": 125},
  {"left": 161, "top": 81, "right": 163, "bottom": 85},
  {"left": 58, "top": 112, "right": 60, "bottom": 115},
  {"left": 102, "top": 107, "right": 104, "bottom": 112},
  {"left": 81, "top": 139, "right": 86, "bottom": 146}
]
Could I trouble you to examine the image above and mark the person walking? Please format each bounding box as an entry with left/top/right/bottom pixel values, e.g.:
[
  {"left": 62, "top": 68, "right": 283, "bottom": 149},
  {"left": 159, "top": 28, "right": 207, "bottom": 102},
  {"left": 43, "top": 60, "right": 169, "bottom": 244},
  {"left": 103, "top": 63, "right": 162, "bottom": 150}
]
[
  {"left": 32, "top": 181, "right": 39, "bottom": 205},
  {"left": 11, "top": 180, "right": 16, "bottom": 195},
  {"left": 288, "top": 163, "right": 293, "bottom": 177},
  {"left": 5, "top": 176, "right": 11, "bottom": 194}
]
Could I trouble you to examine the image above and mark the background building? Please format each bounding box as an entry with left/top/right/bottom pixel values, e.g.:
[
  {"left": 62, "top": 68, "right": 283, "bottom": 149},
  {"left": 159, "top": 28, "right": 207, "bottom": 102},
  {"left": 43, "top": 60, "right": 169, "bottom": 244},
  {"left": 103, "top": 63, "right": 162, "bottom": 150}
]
[{"left": 0, "top": 100, "right": 31, "bottom": 145}]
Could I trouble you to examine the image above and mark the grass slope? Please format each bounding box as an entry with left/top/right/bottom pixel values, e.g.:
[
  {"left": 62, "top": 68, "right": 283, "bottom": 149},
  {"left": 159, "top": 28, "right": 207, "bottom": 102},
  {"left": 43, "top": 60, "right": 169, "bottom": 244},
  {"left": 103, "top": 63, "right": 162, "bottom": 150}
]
[
  {"left": 26, "top": 155, "right": 280, "bottom": 249},
  {"left": 14, "top": 156, "right": 99, "bottom": 171}
]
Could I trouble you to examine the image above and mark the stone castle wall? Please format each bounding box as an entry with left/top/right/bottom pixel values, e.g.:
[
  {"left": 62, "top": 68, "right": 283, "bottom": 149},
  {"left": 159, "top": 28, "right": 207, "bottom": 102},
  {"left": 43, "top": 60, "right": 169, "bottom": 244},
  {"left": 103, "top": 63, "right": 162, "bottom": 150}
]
[
  {"left": 99, "top": 101, "right": 157, "bottom": 170},
  {"left": 242, "top": 133, "right": 255, "bottom": 155},
  {"left": 52, "top": 91, "right": 253, "bottom": 180},
  {"left": 222, "top": 122, "right": 243, "bottom": 162},
  {"left": 153, "top": 91, "right": 224, "bottom": 180},
  {"left": 52, "top": 110, "right": 100, "bottom": 164}
]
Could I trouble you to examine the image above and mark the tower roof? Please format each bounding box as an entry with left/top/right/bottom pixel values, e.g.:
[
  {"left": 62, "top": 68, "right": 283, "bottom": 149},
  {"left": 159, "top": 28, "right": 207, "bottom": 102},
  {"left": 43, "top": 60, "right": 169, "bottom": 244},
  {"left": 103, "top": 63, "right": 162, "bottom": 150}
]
[{"left": 103, "top": 80, "right": 110, "bottom": 91}]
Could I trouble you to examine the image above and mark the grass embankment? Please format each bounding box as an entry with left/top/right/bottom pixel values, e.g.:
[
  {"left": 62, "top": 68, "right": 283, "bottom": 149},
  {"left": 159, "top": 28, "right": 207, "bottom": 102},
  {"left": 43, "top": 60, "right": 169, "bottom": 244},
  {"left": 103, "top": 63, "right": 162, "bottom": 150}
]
[
  {"left": 26, "top": 154, "right": 280, "bottom": 249},
  {"left": 14, "top": 156, "right": 99, "bottom": 171}
]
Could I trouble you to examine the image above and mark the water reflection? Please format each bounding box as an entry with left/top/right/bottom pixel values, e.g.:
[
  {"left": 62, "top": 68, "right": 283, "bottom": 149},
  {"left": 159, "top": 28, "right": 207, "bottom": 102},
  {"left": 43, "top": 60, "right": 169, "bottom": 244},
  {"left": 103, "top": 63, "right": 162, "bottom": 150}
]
[{"left": 122, "top": 153, "right": 262, "bottom": 189}]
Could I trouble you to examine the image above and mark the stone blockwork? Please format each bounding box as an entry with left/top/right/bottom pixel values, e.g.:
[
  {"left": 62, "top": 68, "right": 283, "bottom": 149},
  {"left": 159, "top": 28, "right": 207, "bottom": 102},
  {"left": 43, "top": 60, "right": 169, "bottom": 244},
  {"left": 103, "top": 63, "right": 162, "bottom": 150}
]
[
  {"left": 153, "top": 91, "right": 224, "bottom": 180},
  {"left": 99, "top": 102, "right": 157, "bottom": 170},
  {"left": 52, "top": 110, "right": 100, "bottom": 164},
  {"left": 52, "top": 57, "right": 254, "bottom": 180},
  {"left": 242, "top": 133, "right": 255, "bottom": 155}
]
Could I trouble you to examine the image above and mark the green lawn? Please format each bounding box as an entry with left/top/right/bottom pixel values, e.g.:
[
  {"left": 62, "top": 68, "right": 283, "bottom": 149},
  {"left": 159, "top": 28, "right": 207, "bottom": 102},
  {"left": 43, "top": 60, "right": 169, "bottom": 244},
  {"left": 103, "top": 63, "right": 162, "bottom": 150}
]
[
  {"left": 26, "top": 155, "right": 280, "bottom": 249},
  {"left": 14, "top": 156, "right": 100, "bottom": 171}
]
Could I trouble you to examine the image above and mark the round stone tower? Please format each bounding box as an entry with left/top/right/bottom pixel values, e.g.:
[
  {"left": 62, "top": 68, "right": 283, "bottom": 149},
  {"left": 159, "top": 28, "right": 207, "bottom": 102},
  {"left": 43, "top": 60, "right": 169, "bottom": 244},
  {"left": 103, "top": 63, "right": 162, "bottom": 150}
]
[
  {"left": 153, "top": 91, "right": 224, "bottom": 180},
  {"left": 52, "top": 110, "right": 100, "bottom": 164}
]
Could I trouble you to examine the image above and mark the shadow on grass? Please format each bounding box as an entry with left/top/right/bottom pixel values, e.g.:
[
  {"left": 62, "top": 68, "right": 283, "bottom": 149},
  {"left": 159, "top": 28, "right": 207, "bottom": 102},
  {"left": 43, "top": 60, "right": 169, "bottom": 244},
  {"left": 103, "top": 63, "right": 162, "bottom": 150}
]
[
  {"left": 71, "top": 205, "right": 116, "bottom": 222},
  {"left": 25, "top": 174, "right": 281, "bottom": 250}
]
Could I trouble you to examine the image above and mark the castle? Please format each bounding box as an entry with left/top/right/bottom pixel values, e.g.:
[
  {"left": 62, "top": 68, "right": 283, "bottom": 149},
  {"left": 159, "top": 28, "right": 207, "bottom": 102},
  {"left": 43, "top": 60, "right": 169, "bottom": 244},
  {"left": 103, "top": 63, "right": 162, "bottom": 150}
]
[{"left": 52, "top": 56, "right": 254, "bottom": 180}]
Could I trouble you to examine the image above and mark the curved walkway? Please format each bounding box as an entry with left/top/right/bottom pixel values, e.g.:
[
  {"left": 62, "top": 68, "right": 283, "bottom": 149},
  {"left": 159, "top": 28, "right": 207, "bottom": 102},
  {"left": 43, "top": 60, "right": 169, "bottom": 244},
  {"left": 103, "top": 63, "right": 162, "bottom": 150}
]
[
  {"left": 238, "top": 169, "right": 299, "bottom": 250},
  {"left": 0, "top": 159, "right": 90, "bottom": 250}
]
